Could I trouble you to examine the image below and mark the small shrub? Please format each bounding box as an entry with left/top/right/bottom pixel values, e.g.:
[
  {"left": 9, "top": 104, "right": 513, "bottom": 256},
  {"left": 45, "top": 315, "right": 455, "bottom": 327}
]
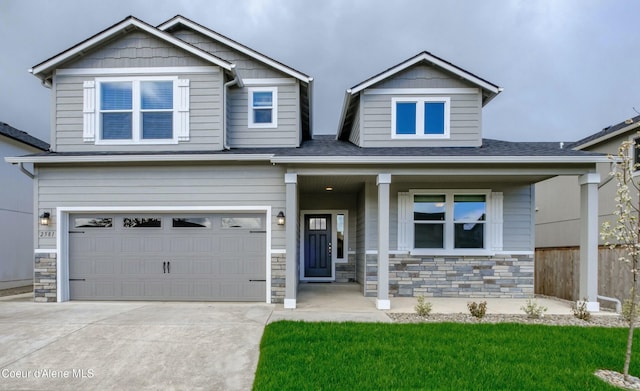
[
  {"left": 622, "top": 299, "right": 640, "bottom": 322},
  {"left": 467, "top": 301, "right": 487, "bottom": 318},
  {"left": 571, "top": 299, "right": 591, "bottom": 321},
  {"left": 414, "top": 295, "right": 432, "bottom": 317},
  {"left": 520, "top": 298, "right": 547, "bottom": 319}
]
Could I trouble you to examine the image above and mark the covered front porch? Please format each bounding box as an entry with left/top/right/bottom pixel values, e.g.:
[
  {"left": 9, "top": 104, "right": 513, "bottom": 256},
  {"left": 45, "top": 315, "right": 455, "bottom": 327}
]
[{"left": 279, "top": 165, "right": 601, "bottom": 311}]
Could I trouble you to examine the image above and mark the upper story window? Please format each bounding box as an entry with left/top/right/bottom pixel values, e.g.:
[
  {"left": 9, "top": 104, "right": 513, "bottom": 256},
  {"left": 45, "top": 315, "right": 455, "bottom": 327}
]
[
  {"left": 248, "top": 87, "right": 278, "bottom": 128},
  {"left": 83, "top": 77, "right": 190, "bottom": 145},
  {"left": 391, "top": 97, "right": 450, "bottom": 139}
]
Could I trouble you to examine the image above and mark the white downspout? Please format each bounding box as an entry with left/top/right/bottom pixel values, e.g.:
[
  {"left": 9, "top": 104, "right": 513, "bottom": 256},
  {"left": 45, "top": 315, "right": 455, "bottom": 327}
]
[{"left": 223, "top": 64, "right": 243, "bottom": 150}]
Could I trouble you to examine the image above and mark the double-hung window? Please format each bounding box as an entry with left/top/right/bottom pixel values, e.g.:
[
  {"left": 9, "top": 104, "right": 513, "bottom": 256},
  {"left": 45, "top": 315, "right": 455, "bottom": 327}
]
[
  {"left": 392, "top": 97, "right": 450, "bottom": 138},
  {"left": 248, "top": 87, "right": 278, "bottom": 128},
  {"left": 83, "top": 76, "right": 190, "bottom": 144},
  {"left": 412, "top": 191, "right": 487, "bottom": 250}
]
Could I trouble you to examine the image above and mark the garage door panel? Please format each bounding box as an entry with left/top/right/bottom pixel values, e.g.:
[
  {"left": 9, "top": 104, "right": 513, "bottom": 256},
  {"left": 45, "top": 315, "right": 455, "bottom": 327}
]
[{"left": 69, "top": 213, "right": 266, "bottom": 301}]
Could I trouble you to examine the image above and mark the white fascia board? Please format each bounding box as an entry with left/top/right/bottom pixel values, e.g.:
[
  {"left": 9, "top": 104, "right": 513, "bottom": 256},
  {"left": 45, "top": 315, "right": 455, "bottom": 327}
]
[
  {"left": 270, "top": 155, "right": 610, "bottom": 164},
  {"left": 350, "top": 52, "right": 500, "bottom": 95},
  {"left": 574, "top": 123, "right": 640, "bottom": 150},
  {"left": 5, "top": 154, "right": 274, "bottom": 164},
  {"left": 158, "top": 16, "right": 311, "bottom": 83},
  {"left": 30, "top": 18, "right": 232, "bottom": 79}
]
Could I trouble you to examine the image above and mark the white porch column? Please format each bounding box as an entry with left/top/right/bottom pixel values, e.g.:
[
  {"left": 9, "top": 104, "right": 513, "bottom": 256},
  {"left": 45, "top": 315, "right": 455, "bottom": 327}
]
[
  {"left": 376, "top": 173, "right": 391, "bottom": 310},
  {"left": 284, "top": 173, "right": 298, "bottom": 309},
  {"left": 579, "top": 172, "right": 600, "bottom": 312}
]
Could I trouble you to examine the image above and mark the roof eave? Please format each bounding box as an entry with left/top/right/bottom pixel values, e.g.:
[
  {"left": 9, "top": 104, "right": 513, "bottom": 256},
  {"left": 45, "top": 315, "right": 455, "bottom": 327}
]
[
  {"left": 4, "top": 154, "right": 275, "bottom": 164},
  {"left": 270, "top": 155, "right": 610, "bottom": 164}
]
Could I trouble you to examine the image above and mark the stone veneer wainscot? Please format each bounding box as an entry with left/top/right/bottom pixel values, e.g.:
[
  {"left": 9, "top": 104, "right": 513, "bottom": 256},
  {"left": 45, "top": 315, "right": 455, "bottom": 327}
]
[
  {"left": 34, "top": 252, "right": 57, "bottom": 302},
  {"left": 365, "top": 253, "right": 534, "bottom": 298}
]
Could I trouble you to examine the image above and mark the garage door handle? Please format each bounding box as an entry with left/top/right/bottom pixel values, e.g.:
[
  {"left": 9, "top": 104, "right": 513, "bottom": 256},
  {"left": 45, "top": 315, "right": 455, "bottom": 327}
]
[
  {"left": 163, "top": 261, "right": 166, "bottom": 274},
  {"left": 249, "top": 279, "right": 266, "bottom": 282}
]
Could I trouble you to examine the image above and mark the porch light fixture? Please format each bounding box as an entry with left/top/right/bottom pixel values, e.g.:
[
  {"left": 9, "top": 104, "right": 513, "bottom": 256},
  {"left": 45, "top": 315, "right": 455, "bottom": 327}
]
[
  {"left": 39, "top": 212, "right": 51, "bottom": 226},
  {"left": 277, "top": 211, "right": 286, "bottom": 225}
]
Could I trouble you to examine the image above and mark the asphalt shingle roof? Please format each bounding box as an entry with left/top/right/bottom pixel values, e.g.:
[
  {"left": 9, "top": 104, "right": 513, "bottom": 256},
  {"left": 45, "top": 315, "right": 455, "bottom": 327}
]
[
  {"left": 569, "top": 114, "right": 640, "bottom": 149},
  {"left": 0, "top": 122, "right": 49, "bottom": 151},
  {"left": 23, "top": 136, "right": 600, "bottom": 158}
]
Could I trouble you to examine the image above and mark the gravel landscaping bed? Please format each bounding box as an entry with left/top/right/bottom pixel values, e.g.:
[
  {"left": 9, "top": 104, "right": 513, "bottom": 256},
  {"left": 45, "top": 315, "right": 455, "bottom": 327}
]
[{"left": 387, "top": 312, "right": 629, "bottom": 327}]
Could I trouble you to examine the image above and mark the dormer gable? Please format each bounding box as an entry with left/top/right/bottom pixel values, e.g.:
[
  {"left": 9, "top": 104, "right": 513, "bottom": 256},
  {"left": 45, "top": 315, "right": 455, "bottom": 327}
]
[{"left": 337, "top": 51, "right": 501, "bottom": 148}]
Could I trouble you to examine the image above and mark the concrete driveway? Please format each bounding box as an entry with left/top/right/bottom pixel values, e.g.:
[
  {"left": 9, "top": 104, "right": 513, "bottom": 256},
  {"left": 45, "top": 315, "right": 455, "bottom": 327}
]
[{"left": 0, "top": 294, "right": 274, "bottom": 390}]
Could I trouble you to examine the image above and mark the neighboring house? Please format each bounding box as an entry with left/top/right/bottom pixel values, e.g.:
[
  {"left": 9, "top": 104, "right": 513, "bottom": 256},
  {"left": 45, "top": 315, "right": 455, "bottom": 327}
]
[
  {"left": 6, "top": 15, "right": 607, "bottom": 311},
  {"left": 536, "top": 115, "right": 640, "bottom": 248},
  {"left": 0, "top": 122, "right": 49, "bottom": 290},
  {"left": 535, "top": 115, "right": 640, "bottom": 303}
]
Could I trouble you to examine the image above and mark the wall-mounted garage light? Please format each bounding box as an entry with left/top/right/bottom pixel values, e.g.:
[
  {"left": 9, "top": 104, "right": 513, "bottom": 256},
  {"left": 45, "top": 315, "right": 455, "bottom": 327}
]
[
  {"left": 39, "top": 212, "right": 51, "bottom": 226},
  {"left": 277, "top": 211, "right": 285, "bottom": 226}
]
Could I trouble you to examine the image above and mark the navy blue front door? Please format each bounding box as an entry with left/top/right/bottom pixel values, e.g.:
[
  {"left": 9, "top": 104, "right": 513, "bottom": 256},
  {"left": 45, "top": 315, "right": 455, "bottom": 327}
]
[{"left": 304, "top": 214, "right": 332, "bottom": 278}]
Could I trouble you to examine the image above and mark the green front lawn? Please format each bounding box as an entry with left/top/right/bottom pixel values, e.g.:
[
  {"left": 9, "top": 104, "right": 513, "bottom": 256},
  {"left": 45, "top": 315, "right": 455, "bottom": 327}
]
[{"left": 253, "top": 321, "right": 639, "bottom": 390}]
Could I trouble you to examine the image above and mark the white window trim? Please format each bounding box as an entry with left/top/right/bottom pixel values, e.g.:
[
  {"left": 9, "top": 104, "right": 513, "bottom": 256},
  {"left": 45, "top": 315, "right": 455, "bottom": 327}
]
[
  {"left": 398, "top": 189, "right": 502, "bottom": 256},
  {"left": 248, "top": 87, "right": 278, "bottom": 129},
  {"left": 92, "top": 76, "right": 183, "bottom": 145},
  {"left": 391, "top": 96, "right": 450, "bottom": 139}
]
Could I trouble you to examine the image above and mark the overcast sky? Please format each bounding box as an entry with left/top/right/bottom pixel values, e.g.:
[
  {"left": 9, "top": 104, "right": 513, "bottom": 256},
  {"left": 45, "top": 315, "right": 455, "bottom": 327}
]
[{"left": 1, "top": 0, "right": 640, "bottom": 144}]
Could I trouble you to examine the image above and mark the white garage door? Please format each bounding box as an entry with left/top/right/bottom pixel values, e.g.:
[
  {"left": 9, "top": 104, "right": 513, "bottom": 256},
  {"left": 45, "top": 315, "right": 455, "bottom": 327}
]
[{"left": 69, "top": 213, "right": 266, "bottom": 301}]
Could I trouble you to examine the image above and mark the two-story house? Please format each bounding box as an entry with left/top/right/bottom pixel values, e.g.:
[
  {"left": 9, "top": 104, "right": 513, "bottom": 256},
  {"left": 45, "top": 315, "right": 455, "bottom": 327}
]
[{"left": 7, "top": 15, "right": 606, "bottom": 311}]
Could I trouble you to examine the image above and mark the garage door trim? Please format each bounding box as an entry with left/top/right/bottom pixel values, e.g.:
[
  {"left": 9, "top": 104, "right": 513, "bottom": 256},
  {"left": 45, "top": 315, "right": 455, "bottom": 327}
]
[{"left": 55, "top": 206, "right": 273, "bottom": 303}]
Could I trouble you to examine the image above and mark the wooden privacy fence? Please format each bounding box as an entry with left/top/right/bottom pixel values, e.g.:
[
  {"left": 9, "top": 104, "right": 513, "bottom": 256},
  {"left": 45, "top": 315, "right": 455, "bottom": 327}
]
[{"left": 535, "top": 247, "right": 634, "bottom": 306}]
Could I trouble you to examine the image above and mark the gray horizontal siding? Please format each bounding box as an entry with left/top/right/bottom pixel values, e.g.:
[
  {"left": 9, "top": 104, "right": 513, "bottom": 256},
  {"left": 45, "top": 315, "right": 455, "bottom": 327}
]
[
  {"left": 53, "top": 71, "right": 223, "bottom": 152},
  {"left": 35, "top": 164, "right": 286, "bottom": 248},
  {"left": 361, "top": 92, "right": 482, "bottom": 148},
  {"left": 172, "top": 29, "right": 288, "bottom": 78},
  {"left": 373, "top": 64, "right": 472, "bottom": 89},
  {"left": 66, "top": 30, "right": 209, "bottom": 69},
  {"left": 227, "top": 83, "right": 299, "bottom": 147}
]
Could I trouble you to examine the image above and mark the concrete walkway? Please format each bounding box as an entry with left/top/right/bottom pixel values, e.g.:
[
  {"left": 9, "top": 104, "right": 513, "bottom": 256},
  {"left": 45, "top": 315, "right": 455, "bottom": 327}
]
[{"left": 0, "top": 294, "right": 273, "bottom": 390}]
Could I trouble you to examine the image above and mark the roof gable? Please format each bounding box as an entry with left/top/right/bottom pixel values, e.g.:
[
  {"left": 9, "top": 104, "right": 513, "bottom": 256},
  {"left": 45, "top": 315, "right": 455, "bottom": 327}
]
[
  {"left": 0, "top": 122, "right": 49, "bottom": 151},
  {"left": 349, "top": 51, "right": 501, "bottom": 100},
  {"left": 30, "top": 16, "right": 232, "bottom": 81},
  {"left": 157, "top": 15, "right": 312, "bottom": 84}
]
